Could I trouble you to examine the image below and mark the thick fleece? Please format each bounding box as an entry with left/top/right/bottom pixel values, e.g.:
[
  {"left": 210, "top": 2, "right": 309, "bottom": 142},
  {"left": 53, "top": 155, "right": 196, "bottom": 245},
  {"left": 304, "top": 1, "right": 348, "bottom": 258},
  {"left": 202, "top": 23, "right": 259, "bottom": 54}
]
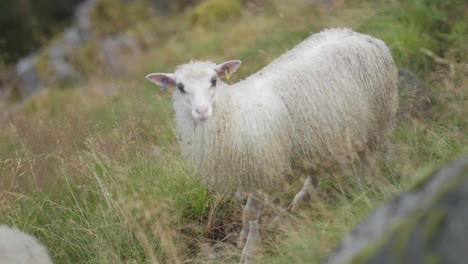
[{"left": 172, "top": 28, "right": 398, "bottom": 193}]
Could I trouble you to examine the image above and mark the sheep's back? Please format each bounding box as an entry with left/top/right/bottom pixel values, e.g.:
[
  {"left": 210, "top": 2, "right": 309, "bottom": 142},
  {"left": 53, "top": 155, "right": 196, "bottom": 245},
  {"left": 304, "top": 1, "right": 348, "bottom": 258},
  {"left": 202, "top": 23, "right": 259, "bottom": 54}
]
[{"left": 250, "top": 28, "right": 398, "bottom": 169}]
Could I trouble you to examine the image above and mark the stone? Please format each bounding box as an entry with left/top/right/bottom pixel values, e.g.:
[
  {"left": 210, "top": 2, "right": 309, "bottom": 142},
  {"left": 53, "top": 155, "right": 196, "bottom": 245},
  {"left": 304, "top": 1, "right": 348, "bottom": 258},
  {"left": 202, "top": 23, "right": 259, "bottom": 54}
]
[
  {"left": 11, "top": 0, "right": 97, "bottom": 96},
  {"left": 15, "top": 53, "right": 44, "bottom": 98},
  {"left": 100, "top": 35, "right": 141, "bottom": 74},
  {"left": 324, "top": 155, "right": 468, "bottom": 264},
  {"left": 75, "top": 0, "right": 97, "bottom": 42},
  {"left": 49, "top": 43, "right": 78, "bottom": 82},
  {"left": 397, "top": 68, "right": 432, "bottom": 119},
  {"left": 46, "top": 0, "right": 98, "bottom": 83},
  {"left": 304, "top": 0, "right": 342, "bottom": 6}
]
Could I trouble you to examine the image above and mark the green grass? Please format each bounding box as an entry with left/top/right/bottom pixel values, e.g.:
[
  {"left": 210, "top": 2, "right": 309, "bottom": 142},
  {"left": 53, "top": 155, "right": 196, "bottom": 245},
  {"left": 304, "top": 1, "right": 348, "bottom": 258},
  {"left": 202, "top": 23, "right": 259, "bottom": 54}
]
[{"left": 0, "top": 0, "right": 467, "bottom": 263}]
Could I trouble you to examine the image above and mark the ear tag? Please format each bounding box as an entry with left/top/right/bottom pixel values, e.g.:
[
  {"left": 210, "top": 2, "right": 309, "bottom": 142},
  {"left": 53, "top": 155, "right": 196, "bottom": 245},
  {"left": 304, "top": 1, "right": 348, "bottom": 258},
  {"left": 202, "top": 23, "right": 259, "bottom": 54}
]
[
  {"left": 161, "top": 78, "right": 167, "bottom": 91},
  {"left": 224, "top": 67, "right": 231, "bottom": 80}
]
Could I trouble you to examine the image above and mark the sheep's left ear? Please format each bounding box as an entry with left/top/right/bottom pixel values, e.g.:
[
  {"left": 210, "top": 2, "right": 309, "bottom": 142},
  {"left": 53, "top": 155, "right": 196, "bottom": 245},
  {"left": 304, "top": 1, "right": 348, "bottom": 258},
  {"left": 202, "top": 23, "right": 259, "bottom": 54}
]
[{"left": 215, "top": 60, "right": 242, "bottom": 79}]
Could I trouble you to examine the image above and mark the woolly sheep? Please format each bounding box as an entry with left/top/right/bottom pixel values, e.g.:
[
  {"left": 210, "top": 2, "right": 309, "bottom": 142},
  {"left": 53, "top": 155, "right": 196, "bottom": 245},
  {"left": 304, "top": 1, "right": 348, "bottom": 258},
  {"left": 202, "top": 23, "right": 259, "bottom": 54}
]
[
  {"left": 0, "top": 225, "right": 53, "bottom": 264},
  {"left": 146, "top": 28, "right": 398, "bottom": 262}
]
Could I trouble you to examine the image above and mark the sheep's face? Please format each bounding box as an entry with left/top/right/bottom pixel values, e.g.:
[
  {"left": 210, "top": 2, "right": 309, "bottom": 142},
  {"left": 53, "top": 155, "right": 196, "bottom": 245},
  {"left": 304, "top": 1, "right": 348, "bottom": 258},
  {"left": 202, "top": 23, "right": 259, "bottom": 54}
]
[{"left": 146, "top": 60, "right": 241, "bottom": 121}]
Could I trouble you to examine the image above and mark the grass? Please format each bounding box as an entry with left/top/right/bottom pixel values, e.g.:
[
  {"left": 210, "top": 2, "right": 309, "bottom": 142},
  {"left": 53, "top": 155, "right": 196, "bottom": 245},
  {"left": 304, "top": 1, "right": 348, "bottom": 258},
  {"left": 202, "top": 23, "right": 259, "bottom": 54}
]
[{"left": 0, "top": 0, "right": 467, "bottom": 263}]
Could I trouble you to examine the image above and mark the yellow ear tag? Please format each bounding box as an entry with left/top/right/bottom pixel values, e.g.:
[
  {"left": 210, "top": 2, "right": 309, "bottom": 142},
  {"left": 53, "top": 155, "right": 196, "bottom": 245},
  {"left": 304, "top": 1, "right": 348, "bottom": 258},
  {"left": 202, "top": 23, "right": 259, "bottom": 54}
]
[{"left": 224, "top": 68, "right": 231, "bottom": 80}]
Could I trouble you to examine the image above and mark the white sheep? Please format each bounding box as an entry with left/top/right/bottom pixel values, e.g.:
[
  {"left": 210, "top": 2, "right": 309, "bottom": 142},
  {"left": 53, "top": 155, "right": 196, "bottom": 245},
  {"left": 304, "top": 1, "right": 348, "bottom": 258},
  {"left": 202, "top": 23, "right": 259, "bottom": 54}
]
[
  {"left": 145, "top": 28, "right": 398, "bottom": 262},
  {"left": 0, "top": 225, "right": 53, "bottom": 264}
]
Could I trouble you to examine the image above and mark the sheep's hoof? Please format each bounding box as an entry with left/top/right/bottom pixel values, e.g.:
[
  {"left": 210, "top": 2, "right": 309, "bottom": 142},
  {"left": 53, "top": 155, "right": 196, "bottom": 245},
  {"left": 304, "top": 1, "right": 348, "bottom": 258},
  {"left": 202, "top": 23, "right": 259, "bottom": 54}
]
[{"left": 287, "top": 203, "right": 297, "bottom": 212}]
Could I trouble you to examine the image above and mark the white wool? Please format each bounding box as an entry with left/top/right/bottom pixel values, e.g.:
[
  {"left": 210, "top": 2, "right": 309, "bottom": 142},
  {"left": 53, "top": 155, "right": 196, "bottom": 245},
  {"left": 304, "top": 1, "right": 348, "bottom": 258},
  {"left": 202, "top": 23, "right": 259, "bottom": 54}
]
[
  {"left": 171, "top": 28, "right": 398, "bottom": 193},
  {"left": 0, "top": 225, "right": 53, "bottom": 264}
]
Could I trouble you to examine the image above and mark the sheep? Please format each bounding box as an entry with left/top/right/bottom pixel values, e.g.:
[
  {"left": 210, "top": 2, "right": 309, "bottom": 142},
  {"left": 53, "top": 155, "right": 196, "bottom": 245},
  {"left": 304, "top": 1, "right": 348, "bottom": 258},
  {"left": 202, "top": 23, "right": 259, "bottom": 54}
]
[
  {"left": 145, "top": 28, "right": 398, "bottom": 262},
  {"left": 0, "top": 225, "right": 53, "bottom": 264}
]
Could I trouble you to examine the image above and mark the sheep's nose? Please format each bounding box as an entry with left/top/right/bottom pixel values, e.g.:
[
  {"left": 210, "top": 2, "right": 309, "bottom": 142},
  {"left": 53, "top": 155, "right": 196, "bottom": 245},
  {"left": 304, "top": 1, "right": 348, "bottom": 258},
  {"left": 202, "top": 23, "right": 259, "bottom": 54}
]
[{"left": 196, "top": 107, "right": 209, "bottom": 115}]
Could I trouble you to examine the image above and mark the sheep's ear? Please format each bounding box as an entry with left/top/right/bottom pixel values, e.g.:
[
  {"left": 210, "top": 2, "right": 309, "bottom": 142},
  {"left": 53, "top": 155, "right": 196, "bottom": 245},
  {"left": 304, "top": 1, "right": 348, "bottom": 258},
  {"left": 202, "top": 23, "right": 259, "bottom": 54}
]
[
  {"left": 145, "top": 73, "right": 176, "bottom": 91},
  {"left": 215, "top": 60, "right": 242, "bottom": 79}
]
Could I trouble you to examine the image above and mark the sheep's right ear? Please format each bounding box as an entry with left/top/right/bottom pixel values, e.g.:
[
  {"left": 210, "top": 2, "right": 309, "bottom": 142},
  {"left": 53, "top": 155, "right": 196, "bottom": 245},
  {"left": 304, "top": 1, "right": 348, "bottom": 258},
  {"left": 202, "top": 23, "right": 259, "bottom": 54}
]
[{"left": 145, "top": 73, "right": 176, "bottom": 91}]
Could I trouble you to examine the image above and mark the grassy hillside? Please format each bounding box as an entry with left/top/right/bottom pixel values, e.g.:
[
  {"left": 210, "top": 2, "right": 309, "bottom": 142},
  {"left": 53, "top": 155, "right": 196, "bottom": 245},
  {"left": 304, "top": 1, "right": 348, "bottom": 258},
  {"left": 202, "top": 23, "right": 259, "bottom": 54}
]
[{"left": 0, "top": 0, "right": 467, "bottom": 263}]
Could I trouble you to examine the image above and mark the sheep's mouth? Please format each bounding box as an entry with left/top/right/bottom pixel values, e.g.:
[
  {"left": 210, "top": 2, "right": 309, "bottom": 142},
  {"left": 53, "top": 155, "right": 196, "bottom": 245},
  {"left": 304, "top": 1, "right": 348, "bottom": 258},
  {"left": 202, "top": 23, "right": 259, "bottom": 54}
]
[{"left": 193, "top": 111, "right": 212, "bottom": 121}]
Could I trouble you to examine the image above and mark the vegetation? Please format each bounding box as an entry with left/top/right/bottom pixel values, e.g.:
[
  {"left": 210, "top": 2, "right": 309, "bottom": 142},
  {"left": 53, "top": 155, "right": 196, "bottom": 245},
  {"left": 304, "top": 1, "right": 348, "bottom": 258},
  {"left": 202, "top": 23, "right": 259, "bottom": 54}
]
[
  {"left": 189, "top": 0, "right": 244, "bottom": 26},
  {"left": 0, "top": 0, "right": 82, "bottom": 64},
  {"left": 0, "top": 0, "right": 466, "bottom": 263}
]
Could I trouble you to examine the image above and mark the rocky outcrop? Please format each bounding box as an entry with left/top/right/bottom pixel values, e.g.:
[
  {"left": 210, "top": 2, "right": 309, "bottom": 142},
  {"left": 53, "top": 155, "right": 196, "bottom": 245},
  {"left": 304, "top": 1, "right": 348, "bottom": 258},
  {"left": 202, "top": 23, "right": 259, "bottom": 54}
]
[
  {"left": 8, "top": 0, "right": 153, "bottom": 100},
  {"left": 15, "top": 53, "right": 44, "bottom": 98},
  {"left": 100, "top": 35, "right": 141, "bottom": 75},
  {"left": 46, "top": 0, "right": 96, "bottom": 83},
  {"left": 324, "top": 155, "right": 468, "bottom": 264},
  {"left": 13, "top": 0, "right": 96, "bottom": 98}
]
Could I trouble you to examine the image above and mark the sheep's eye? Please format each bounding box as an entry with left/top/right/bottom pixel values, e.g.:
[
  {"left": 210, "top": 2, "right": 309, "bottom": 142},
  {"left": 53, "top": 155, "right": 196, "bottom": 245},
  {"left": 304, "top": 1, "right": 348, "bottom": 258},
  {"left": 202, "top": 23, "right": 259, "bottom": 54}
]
[
  {"left": 211, "top": 77, "right": 217, "bottom": 86},
  {"left": 177, "top": 83, "right": 186, "bottom": 94}
]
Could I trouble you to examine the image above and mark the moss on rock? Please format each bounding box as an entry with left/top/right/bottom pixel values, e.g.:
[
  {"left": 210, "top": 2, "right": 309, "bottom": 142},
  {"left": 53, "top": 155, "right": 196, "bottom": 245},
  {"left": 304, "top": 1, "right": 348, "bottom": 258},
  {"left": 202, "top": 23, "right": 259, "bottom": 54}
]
[{"left": 325, "top": 155, "right": 468, "bottom": 264}]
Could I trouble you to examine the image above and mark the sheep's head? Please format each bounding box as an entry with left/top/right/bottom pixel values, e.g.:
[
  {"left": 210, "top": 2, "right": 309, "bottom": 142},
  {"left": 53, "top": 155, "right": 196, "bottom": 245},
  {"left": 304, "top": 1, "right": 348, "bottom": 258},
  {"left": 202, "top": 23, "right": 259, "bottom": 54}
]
[{"left": 146, "top": 60, "right": 241, "bottom": 121}]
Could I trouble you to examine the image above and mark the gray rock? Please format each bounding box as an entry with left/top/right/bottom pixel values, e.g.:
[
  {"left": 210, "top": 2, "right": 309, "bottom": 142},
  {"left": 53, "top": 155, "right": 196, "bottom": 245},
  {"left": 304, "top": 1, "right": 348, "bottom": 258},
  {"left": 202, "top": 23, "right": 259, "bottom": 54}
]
[
  {"left": 304, "top": 0, "right": 340, "bottom": 6},
  {"left": 46, "top": 0, "right": 98, "bottom": 83},
  {"left": 62, "top": 27, "right": 82, "bottom": 50},
  {"left": 100, "top": 35, "right": 141, "bottom": 74},
  {"left": 49, "top": 43, "right": 78, "bottom": 82},
  {"left": 11, "top": 0, "right": 97, "bottom": 96},
  {"left": 150, "top": 0, "right": 169, "bottom": 15},
  {"left": 397, "top": 68, "right": 432, "bottom": 119},
  {"left": 324, "top": 155, "right": 468, "bottom": 264},
  {"left": 149, "top": 0, "right": 197, "bottom": 15},
  {"left": 75, "top": 0, "right": 97, "bottom": 42},
  {"left": 15, "top": 53, "right": 44, "bottom": 98}
]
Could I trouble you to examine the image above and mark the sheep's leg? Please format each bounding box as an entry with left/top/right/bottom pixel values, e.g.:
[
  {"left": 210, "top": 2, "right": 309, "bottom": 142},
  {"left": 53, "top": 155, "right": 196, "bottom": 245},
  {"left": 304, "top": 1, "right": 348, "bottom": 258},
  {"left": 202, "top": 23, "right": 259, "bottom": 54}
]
[
  {"left": 239, "top": 196, "right": 263, "bottom": 264},
  {"left": 235, "top": 190, "right": 249, "bottom": 248},
  {"left": 287, "top": 177, "right": 314, "bottom": 212}
]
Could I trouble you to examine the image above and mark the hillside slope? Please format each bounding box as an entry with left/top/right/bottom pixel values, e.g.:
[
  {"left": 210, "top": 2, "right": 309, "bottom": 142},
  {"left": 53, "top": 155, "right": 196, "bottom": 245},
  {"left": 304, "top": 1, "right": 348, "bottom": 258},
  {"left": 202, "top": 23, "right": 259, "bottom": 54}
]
[{"left": 0, "top": 0, "right": 466, "bottom": 263}]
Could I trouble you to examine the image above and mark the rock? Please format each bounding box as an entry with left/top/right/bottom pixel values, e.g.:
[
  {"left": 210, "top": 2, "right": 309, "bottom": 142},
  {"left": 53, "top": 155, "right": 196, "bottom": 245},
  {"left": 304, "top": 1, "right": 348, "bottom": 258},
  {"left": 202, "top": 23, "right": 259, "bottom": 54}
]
[
  {"left": 75, "top": 0, "right": 97, "bottom": 42},
  {"left": 11, "top": 0, "right": 97, "bottom": 96},
  {"left": 397, "top": 68, "right": 432, "bottom": 119},
  {"left": 304, "top": 0, "right": 341, "bottom": 5},
  {"left": 46, "top": 0, "right": 98, "bottom": 83},
  {"left": 0, "top": 225, "right": 53, "bottom": 264},
  {"left": 100, "top": 35, "right": 141, "bottom": 74},
  {"left": 324, "top": 155, "right": 468, "bottom": 264},
  {"left": 150, "top": 0, "right": 171, "bottom": 15},
  {"left": 62, "top": 27, "right": 83, "bottom": 50},
  {"left": 15, "top": 53, "right": 44, "bottom": 98},
  {"left": 150, "top": 0, "right": 198, "bottom": 15},
  {"left": 49, "top": 42, "right": 79, "bottom": 83}
]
